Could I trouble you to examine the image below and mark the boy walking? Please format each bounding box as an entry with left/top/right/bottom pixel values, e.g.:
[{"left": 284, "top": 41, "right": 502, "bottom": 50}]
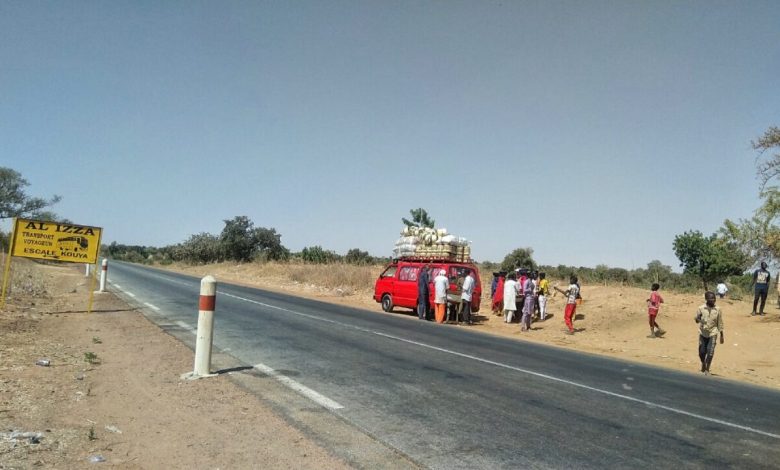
[
  {"left": 695, "top": 291, "right": 724, "bottom": 375},
  {"left": 555, "top": 275, "right": 580, "bottom": 335},
  {"left": 646, "top": 283, "right": 665, "bottom": 338}
]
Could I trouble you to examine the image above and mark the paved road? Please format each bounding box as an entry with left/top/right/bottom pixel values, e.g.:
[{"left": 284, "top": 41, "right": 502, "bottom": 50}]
[{"left": 107, "top": 261, "right": 780, "bottom": 469}]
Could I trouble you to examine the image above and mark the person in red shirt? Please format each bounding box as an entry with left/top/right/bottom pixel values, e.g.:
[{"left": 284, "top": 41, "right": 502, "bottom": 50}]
[{"left": 646, "top": 283, "right": 665, "bottom": 338}]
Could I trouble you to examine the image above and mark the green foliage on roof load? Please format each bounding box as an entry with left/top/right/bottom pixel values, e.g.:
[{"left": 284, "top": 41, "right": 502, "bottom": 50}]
[{"left": 402, "top": 208, "right": 435, "bottom": 229}]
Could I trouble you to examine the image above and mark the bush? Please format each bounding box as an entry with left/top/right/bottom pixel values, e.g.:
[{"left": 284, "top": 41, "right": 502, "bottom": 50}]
[
  {"left": 345, "top": 248, "right": 373, "bottom": 265},
  {"left": 301, "top": 246, "right": 339, "bottom": 264}
]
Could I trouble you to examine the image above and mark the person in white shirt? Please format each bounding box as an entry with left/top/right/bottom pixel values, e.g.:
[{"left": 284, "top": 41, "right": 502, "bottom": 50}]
[
  {"left": 503, "top": 272, "right": 520, "bottom": 323},
  {"left": 716, "top": 281, "right": 728, "bottom": 299},
  {"left": 433, "top": 269, "right": 449, "bottom": 323},
  {"left": 460, "top": 270, "right": 476, "bottom": 325}
]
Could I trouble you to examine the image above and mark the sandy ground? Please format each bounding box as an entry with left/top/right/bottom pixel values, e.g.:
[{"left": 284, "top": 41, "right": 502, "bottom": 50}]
[
  {"left": 0, "top": 260, "right": 351, "bottom": 469},
  {"left": 3, "top": 260, "right": 780, "bottom": 468}
]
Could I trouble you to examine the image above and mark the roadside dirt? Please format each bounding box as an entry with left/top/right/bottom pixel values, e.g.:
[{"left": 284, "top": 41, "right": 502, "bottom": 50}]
[
  {"left": 3, "top": 260, "right": 779, "bottom": 468},
  {"left": 0, "top": 260, "right": 350, "bottom": 469}
]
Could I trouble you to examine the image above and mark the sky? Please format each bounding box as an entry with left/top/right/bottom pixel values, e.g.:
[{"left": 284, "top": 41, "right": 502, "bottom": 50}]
[{"left": 2, "top": 1, "right": 779, "bottom": 270}]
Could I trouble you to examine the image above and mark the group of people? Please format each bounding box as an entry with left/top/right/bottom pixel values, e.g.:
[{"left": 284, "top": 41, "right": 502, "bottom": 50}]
[
  {"left": 417, "top": 261, "right": 778, "bottom": 376},
  {"left": 489, "top": 269, "right": 580, "bottom": 334},
  {"left": 416, "top": 265, "right": 476, "bottom": 325}
]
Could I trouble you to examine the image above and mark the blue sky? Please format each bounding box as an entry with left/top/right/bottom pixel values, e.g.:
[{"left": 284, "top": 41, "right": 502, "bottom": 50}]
[{"left": 2, "top": 1, "right": 778, "bottom": 269}]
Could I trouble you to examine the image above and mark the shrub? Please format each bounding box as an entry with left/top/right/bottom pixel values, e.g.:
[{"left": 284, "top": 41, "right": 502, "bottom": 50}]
[{"left": 301, "top": 246, "right": 339, "bottom": 264}]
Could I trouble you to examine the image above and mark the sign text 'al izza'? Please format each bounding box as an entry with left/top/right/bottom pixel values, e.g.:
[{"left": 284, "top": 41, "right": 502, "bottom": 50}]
[{"left": 11, "top": 218, "right": 103, "bottom": 264}]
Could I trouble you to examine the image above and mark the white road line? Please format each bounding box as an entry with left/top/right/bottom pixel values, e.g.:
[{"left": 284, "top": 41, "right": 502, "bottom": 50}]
[
  {"left": 220, "top": 291, "right": 780, "bottom": 440},
  {"left": 125, "top": 292, "right": 136, "bottom": 298},
  {"left": 253, "top": 363, "right": 343, "bottom": 410},
  {"left": 112, "top": 283, "right": 122, "bottom": 289},
  {"left": 143, "top": 302, "right": 160, "bottom": 311},
  {"left": 176, "top": 321, "right": 196, "bottom": 334}
]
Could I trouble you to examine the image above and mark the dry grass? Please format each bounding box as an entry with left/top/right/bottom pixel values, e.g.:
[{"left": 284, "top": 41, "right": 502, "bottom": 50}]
[
  {"left": 169, "top": 261, "right": 382, "bottom": 297},
  {"left": 1, "top": 259, "right": 50, "bottom": 300}
]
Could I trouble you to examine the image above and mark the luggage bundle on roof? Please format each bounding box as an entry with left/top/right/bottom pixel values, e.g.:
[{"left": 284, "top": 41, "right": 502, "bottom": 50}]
[{"left": 392, "top": 226, "right": 472, "bottom": 262}]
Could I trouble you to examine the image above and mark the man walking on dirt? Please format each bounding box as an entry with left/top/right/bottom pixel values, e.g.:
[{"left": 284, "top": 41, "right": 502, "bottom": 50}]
[
  {"left": 751, "top": 261, "right": 771, "bottom": 316},
  {"left": 417, "top": 264, "right": 431, "bottom": 320},
  {"left": 695, "top": 291, "right": 724, "bottom": 375}
]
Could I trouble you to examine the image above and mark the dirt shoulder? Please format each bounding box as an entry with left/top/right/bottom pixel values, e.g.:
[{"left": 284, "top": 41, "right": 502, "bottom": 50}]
[{"left": 0, "top": 260, "right": 352, "bottom": 469}]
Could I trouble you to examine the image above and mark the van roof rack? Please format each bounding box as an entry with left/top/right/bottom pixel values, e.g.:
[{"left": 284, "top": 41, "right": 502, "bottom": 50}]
[{"left": 395, "top": 256, "right": 474, "bottom": 263}]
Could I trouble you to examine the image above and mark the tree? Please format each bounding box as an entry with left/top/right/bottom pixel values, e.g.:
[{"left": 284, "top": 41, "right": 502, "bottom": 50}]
[
  {"left": 180, "top": 233, "right": 221, "bottom": 264},
  {"left": 673, "top": 230, "right": 748, "bottom": 289},
  {"left": 500, "top": 247, "right": 537, "bottom": 274},
  {"left": 219, "top": 216, "right": 289, "bottom": 262},
  {"left": 345, "top": 248, "right": 372, "bottom": 265},
  {"left": 220, "top": 216, "right": 255, "bottom": 262},
  {"left": 251, "top": 227, "right": 289, "bottom": 261},
  {"left": 754, "top": 126, "right": 780, "bottom": 189},
  {"left": 722, "top": 125, "right": 780, "bottom": 264},
  {"left": 401, "top": 208, "right": 435, "bottom": 228},
  {"left": 0, "top": 167, "right": 61, "bottom": 219},
  {"left": 720, "top": 216, "right": 777, "bottom": 266},
  {"left": 646, "top": 260, "right": 673, "bottom": 284}
]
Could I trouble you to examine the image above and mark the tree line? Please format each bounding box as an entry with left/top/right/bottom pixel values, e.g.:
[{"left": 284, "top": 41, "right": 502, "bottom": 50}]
[
  {"left": 103, "top": 215, "right": 387, "bottom": 266},
  {"left": 1, "top": 125, "right": 778, "bottom": 293}
]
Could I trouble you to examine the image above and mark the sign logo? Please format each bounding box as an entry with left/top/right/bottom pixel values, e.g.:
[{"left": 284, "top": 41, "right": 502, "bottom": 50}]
[{"left": 11, "top": 218, "right": 103, "bottom": 264}]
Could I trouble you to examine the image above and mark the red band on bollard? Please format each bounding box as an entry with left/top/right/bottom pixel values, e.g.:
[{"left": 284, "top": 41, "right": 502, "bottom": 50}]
[
  {"left": 199, "top": 295, "right": 216, "bottom": 311},
  {"left": 102, "top": 265, "right": 108, "bottom": 271}
]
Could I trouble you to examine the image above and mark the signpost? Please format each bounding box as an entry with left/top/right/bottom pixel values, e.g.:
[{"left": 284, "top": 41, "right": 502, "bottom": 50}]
[{"left": 1, "top": 218, "right": 103, "bottom": 310}]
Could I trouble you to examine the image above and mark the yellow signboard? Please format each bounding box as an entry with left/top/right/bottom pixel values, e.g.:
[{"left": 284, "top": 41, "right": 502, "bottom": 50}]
[{"left": 11, "top": 218, "right": 103, "bottom": 264}]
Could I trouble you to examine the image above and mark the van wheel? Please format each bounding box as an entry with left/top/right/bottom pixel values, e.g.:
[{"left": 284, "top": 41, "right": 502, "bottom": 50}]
[{"left": 381, "top": 294, "right": 394, "bottom": 312}]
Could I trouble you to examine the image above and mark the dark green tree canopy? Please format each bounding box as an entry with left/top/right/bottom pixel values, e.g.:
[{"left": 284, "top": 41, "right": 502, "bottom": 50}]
[
  {"left": 0, "top": 167, "right": 61, "bottom": 219},
  {"left": 402, "top": 208, "right": 435, "bottom": 228},
  {"left": 500, "top": 247, "right": 537, "bottom": 274},
  {"left": 345, "top": 248, "right": 372, "bottom": 265},
  {"left": 220, "top": 216, "right": 255, "bottom": 262},
  {"left": 219, "top": 216, "right": 288, "bottom": 262},
  {"left": 673, "top": 230, "right": 748, "bottom": 289}
]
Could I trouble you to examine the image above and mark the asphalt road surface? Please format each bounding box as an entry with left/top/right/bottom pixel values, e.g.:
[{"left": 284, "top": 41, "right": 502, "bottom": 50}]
[{"left": 106, "top": 261, "right": 780, "bottom": 469}]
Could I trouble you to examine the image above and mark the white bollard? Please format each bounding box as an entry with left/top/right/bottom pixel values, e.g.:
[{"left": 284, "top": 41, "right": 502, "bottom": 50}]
[
  {"left": 99, "top": 259, "right": 108, "bottom": 292},
  {"left": 85, "top": 263, "right": 91, "bottom": 277},
  {"left": 192, "top": 275, "right": 217, "bottom": 378}
]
